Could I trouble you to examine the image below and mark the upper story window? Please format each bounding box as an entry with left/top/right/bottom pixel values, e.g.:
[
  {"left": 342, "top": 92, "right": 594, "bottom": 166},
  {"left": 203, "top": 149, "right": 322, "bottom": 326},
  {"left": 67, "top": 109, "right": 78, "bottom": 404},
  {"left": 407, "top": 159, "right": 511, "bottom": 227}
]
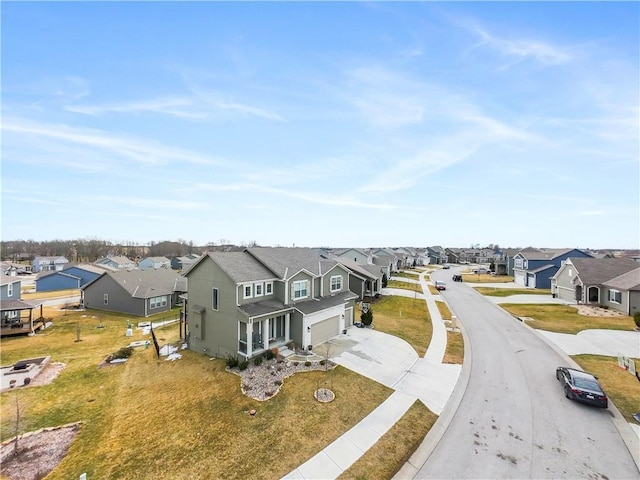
[
  {"left": 212, "top": 288, "right": 219, "bottom": 311},
  {"left": 255, "top": 283, "right": 263, "bottom": 297},
  {"left": 330, "top": 275, "right": 342, "bottom": 292},
  {"left": 265, "top": 282, "right": 273, "bottom": 295},
  {"left": 244, "top": 284, "right": 252, "bottom": 299},
  {"left": 7, "top": 283, "right": 13, "bottom": 297},
  {"left": 293, "top": 280, "right": 308, "bottom": 300},
  {"left": 515, "top": 258, "right": 523, "bottom": 268}
]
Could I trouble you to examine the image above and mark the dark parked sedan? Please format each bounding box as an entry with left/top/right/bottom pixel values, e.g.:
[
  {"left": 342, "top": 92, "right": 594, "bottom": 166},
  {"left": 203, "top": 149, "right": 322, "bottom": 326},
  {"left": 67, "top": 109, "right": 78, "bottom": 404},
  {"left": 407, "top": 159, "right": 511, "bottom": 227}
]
[{"left": 556, "top": 367, "right": 608, "bottom": 408}]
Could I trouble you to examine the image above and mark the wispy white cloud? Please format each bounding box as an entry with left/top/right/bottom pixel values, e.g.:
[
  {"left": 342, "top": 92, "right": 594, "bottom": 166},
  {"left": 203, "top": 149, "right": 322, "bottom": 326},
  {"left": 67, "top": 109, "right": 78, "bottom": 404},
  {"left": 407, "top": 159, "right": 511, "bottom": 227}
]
[
  {"left": 2, "top": 118, "right": 224, "bottom": 166},
  {"left": 88, "top": 195, "right": 206, "bottom": 210},
  {"left": 65, "top": 97, "right": 206, "bottom": 119}
]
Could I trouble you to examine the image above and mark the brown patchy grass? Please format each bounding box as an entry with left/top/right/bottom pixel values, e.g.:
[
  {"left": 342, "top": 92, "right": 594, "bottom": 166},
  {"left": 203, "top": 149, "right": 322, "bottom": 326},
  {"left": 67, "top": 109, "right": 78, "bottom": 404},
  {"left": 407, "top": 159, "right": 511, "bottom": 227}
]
[
  {"left": 22, "top": 289, "right": 81, "bottom": 301},
  {"left": 362, "top": 296, "right": 432, "bottom": 357},
  {"left": 387, "top": 279, "right": 422, "bottom": 294},
  {"left": 443, "top": 330, "right": 464, "bottom": 364},
  {"left": 1, "top": 309, "right": 392, "bottom": 479},
  {"left": 435, "top": 301, "right": 451, "bottom": 320},
  {"left": 474, "top": 287, "right": 551, "bottom": 296},
  {"left": 338, "top": 400, "right": 437, "bottom": 480},
  {"left": 572, "top": 355, "right": 640, "bottom": 423},
  {"left": 427, "top": 285, "right": 439, "bottom": 295},
  {"left": 463, "top": 274, "right": 514, "bottom": 283},
  {"left": 499, "top": 304, "right": 635, "bottom": 334}
]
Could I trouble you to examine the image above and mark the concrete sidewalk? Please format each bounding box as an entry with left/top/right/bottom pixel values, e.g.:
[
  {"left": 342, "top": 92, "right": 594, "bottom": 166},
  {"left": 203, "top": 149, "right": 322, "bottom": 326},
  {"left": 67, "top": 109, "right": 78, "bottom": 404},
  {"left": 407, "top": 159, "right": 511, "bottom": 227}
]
[{"left": 283, "top": 271, "right": 461, "bottom": 479}]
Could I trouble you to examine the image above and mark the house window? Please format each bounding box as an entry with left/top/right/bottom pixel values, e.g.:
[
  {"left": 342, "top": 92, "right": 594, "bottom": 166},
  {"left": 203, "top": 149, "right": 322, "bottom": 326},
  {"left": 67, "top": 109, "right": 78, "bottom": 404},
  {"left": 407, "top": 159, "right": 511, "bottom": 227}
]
[
  {"left": 265, "top": 282, "right": 273, "bottom": 295},
  {"left": 104, "top": 294, "right": 108, "bottom": 305},
  {"left": 150, "top": 295, "right": 168, "bottom": 309},
  {"left": 8, "top": 310, "right": 18, "bottom": 319},
  {"left": 330, "top": 275, "right": 342, "bottom": 292},
  {"left": 212, "top": 288, "right": 219, "bottom": 311},
  {"left": 255, "top": 283, "right": 263, "bottom": 297},
  {"left": 608, "top": 290, "right": 622, "bottom": 304},
  {"left": 244, "top": 284, "right": 252, "bottom": 299},
  {"left": 293, "top": 280, "right": 308, "bottom": 300},
  {"left": 7, "top": 283, "right": 13, "bottom": 297},
  {"left": 568, "top": 269, "right": 572, "bottom": 277},
  {"left": 515, "top": 259, "right": 523, "bottom": 268}
]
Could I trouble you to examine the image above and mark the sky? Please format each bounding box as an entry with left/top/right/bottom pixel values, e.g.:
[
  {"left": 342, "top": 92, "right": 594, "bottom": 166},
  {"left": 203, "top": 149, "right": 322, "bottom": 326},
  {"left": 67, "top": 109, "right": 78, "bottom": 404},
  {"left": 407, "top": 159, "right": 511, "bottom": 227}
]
[{"left": 2, "top": 2, "right": 638, "bottom": 250}]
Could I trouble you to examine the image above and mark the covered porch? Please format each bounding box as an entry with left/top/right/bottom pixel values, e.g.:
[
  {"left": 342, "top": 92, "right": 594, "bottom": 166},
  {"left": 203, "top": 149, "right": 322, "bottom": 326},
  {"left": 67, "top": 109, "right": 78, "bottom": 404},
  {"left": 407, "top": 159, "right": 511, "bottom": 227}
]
[
  {"left": 0, "top": 300, "right": 45, "bottom": 337},
  {"left": 237, "top": 300, "right": 294, "bottom": 358}
]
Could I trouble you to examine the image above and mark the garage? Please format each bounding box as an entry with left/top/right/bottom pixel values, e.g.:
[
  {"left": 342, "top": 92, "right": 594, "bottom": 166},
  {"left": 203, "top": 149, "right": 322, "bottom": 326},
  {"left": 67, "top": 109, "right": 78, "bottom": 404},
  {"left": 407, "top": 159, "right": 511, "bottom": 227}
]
[
  {"left": 310, "top": 315, "right": 340, "bottom": 346},
  {"left": 514, "top": 271, "right": 526, "bottom": 286},
  {"left": 344, "top": 307, "right": 353, "bottom": 327}
]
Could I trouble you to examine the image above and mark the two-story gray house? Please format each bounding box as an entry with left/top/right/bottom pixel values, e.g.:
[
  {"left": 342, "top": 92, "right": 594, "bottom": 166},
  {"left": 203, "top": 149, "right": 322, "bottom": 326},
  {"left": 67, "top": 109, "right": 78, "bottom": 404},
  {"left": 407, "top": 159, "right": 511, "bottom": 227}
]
[{"left": 184, "top": 247, "right": 358, "bottom": 359}]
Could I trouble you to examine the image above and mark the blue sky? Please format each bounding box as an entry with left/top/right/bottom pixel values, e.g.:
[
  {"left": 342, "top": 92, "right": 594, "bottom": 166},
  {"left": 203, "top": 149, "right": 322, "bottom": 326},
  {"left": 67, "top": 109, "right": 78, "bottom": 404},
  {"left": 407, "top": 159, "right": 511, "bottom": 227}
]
[{"left": 2, "top": 2, "right": 638, "bottom": 249}]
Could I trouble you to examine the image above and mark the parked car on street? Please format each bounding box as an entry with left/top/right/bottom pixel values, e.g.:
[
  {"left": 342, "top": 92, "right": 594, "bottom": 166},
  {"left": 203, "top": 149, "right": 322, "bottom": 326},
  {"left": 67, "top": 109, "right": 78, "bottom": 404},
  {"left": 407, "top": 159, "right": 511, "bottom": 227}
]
[
  {"left": 472, "top": 267, "right": 489, "bottom": 274},
  {"left": 556, "top": 367, "right": 608, "bottom": 408},
  {"left": 442, "top": 264, "right": 450, "bottom": 269},
  {"left": 435, "top": 281, "right": 446, "bottom": 291},
  {"left": 452, "top": 274, "right": 463, "bottom": 282}
]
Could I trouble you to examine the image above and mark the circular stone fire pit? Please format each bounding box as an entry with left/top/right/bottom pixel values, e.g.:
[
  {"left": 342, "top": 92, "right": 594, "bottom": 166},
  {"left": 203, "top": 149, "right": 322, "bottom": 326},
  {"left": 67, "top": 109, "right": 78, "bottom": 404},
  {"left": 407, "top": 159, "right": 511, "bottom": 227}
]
[{"left": 314, "top": 388, "right": 335, "bottom": 403}]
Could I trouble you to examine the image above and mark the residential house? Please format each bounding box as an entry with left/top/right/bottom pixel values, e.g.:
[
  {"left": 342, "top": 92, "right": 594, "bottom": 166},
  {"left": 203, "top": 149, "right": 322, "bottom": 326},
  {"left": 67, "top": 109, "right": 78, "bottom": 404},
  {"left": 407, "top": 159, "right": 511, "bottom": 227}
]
[
  {"left": 138, "top": 256, "right": 172, "bottom": 269},
  {"left": 31, "top": 256, "right": 69, "bottom": 273},
  {"left": 81, "top": 268, "right": 187, "bottom": 317},
  {"left": 335, "top": 248, "right": 373, "bottom": 265},
  {"left": 332, "top": 257, "right": 382, "bottom": 299},
  {"left": 445, "top": 248, "right": 460, "bottom": 265},
  {"left": 35, "top": 264, "right": 104, "bottom": 292},
  {"left": 183, "top": 247, "right": 358, "bottom": 359},
  {"left": 513, "top": 248, "right": 593, "bottom": 289},
  {"left": 94, "top": 255, "right": 137, "bottom": 270},
  {"left": 171, "top": 254, "right": 201, "bottom": 271},
  {"left": 552, "top": 258, "right": 640, "bottom": 315},
  {"left": 371, "top": 248, "right": 405, "bottom": 271},
  {"left": 1, "top": 276, "right": 44, "bottom": 336},
  {"left": 494, "top": 248, "right": 523, "bottom": 276},
  {"left": 426, "top": 246, "right": 447, "bottom": 265},
  {"left": 1, "top": 261, "right": 30, "bottom": 276}
]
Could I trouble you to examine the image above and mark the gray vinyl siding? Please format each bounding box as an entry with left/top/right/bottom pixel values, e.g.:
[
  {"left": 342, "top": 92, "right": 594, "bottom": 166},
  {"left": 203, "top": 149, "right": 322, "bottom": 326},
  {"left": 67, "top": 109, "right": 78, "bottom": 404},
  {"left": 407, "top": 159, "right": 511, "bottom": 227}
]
[
  {"left": 629, "top": 291, "right": 640, "bottom": 316},
  {"left": 289, "top": 310, "right": 304, "bottom": 346},
  {"left": 601, "top": 287, "right": 629, "bottom": 315},
  {"left": 186, "top": 257, "right": 242, "bottom": 358},
  {"left": 349, "top": 276, "right": 365, "bottom": 300},
  {"left": 1, "top": 281, "right": 21, "bottom": 301},
  {"left": 83, "top": 276, "right": 146, "bottom": 316},
  {"left": 290, "top": 271, "right": 313, "bottom": 303},
  {"left": 322, "top": 267, "right": 348, "bottom": 296}
]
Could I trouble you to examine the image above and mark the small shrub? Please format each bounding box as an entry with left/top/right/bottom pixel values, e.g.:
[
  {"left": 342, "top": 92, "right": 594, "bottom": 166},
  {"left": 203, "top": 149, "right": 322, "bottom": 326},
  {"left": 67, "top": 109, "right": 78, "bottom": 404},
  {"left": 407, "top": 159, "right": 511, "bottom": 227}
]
[
  {"left": 226, "top": 355, "right": 239, "bottom": 368},
  {"left": 271, "top": 347, "right": 279, "bottom": 357},
  {"left": 113, "top": 346, "right": 134, "bottom": 359},
  {"left": 253, "top": 356, "right": 263, "bottom": 366},
  {"left": 304, "top": 361, "right": 311, "bottom": 367},
  {"left": 264, "top": 350, "right": 275, "bottom": 360},
  {"left": 319, "top": 360, "right": 326, "bottom": 366},
  {"left": 238, "top": 359, "right": 249, "bottom": 371}
]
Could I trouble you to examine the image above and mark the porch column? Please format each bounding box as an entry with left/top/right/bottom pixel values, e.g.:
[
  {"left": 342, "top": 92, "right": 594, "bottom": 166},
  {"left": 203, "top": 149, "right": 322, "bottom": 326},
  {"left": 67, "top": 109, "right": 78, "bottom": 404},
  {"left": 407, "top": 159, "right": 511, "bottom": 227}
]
[
  {"left": 264, "top": 317, "right": 270, "bottom": 351},
  {"left": 339, "top": 309, "right": 345, "bottom": 332},
  {"left": 285, "top": 313, "right": 290, "bottom": 341},
  {"left": 246, "top": 321, "right": 253, "bottom": 358}
]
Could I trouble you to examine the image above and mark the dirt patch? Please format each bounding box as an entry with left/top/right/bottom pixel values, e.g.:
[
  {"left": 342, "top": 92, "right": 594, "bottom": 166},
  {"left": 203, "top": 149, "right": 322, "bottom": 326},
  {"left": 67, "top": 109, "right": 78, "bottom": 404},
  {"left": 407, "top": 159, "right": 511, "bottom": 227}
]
[
  {"left": 0, "top": 423, "right": 80, "bottom": 480},
  {"left": 575, "top": 305, "right": 624, "bottom": 317},
  {"left": 28, "top": 362, "right": 66, "bottom": 387}
]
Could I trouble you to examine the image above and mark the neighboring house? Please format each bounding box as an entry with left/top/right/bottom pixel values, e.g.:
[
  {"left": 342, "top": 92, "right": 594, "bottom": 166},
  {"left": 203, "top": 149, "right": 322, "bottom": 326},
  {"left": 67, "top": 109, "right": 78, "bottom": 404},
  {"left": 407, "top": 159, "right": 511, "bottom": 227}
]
[
  {"left": 552, "top": 258, "right": 640, "bottom": 315},
  {"left": 81, "top": 268, "right": 187, "bottom": 317},
  {"left": 513, "top": 248, "right": 594, "bottom": 289},
  {"left": 335, "top": 248, "right": 372, "bottom": 265},
  {"left": 0, "top": 276, "right": 44, "bottom": 336},
  {"left": 371, "top": 248, "right": 404, "bottom": 271},
  {"left": 494, "top": 248, "right": 522, "bottom": 276},
  {"left": 0, "top": 261, "right": 30, "bottom": 276},
  {"left": 31, "top": 256, "right": 69, "bottom": 273},
  {"left": 183, "top": 247, "right": 358, "bottom": 359},
  {"left": 94, "top": 255, "right": 137, "bottom": 270},
  {"left": 333, "top": 257, "right": 382, "bottom": 299},
  {"left": 426, "top": 246, "right": 447, "bottom": 265},
  {"left": 138, "top": 256, "right": 171, "bottom": 269},
  {"left": 35, "top": 264, "right": 104, "bottom": 292},
  {"left": 171, "top": 254, "right": 201, "bottom": 270},
  {"left": 445, "top": 248, "right": 460, "bottom": 265}
]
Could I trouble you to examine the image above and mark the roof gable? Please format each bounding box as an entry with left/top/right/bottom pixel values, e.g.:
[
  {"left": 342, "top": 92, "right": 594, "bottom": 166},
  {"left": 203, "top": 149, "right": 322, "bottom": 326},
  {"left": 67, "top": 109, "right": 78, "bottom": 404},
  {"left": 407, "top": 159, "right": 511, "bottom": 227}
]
[{"left": 570, "top": 258, "right": 639, "bottom": 286}]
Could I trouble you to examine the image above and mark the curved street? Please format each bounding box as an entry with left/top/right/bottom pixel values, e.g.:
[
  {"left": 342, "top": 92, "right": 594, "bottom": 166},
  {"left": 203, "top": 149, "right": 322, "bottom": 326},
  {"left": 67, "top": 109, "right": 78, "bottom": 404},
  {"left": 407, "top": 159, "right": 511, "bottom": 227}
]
[{"left": 412, "top": 268, "right": 639, "bottom": 479}]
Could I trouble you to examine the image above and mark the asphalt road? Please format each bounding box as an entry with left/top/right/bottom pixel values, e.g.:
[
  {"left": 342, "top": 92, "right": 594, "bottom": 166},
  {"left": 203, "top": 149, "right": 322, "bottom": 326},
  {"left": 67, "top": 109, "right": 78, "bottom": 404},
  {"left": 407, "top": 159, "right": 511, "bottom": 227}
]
[{"left": 414, "top": 269, "right": 639, "bottom": 479}]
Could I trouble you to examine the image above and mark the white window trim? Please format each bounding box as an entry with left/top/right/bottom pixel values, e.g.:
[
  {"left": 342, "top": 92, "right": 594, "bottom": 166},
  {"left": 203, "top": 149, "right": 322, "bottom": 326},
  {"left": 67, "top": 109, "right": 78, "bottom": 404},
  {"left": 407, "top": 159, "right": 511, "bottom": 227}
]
[
  {"left": 7, "top": 283, "right": 13, "bottom": 296},
  {"left": 212, "top": 287, "right": 219, "bottom": 311},
  {"left": 104, "top": 294, "right": 108, "bottom": 305},
  {"left": 255, "top": 283, "right": 263, "bottom": 297},
  {"left": 330, "top": 275, "right": 342, "bottom": 292},
  {"left": 609, "top": 289, "right": 622, "bottom": 304},
  {"left": 293, "top": 280, "right": 309, "bottom": 300},
  {"left": 150, "top": 295, "right": 168, "bottom": 309},
  {"left": 244, "top": 284, "right": 253, "bottom": 299},
  {"left": 265, "top": 282, "right": 273, "bottom": 295}
]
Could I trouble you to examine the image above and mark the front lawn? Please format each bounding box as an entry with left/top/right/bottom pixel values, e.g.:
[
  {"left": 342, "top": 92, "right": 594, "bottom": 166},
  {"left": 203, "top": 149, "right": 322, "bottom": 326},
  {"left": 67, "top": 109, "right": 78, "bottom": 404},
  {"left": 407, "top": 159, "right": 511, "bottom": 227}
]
[
  {"left": 22, "top": 289, "right": 81, "bottom": 301},
  {"left": 387, "top": 279, "right": 422, "bottom": 294},
  {"left": 572, "top": 355, "right": 640, "bottom": 423},
  {"left": 1, "top": 308, "right": 392, "bottom": 479},
  {"left": 463, "top": 275, "right": 514, "bottom": 283},
  {"left": 499, "top": 304, "right": 636, "bottom": 334},
  {"left": 474, "top": 287, "right": 551, "bottom": 297},
  {"left": 362, "top": 296, "right": 432, "bottom": 357}
]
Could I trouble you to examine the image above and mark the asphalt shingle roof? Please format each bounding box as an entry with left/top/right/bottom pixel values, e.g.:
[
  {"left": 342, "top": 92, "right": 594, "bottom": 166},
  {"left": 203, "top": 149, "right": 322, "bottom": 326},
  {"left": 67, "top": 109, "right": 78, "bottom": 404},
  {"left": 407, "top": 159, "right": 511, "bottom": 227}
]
[
  {"left": 602, "top": 267, "right": 640, "bottom": 291},
  {"left": 88, "top": 269, "right": 187, "bottom": 298},
  {"left": 570, "top": 258, "right": 640, "bottom": 286},
  {"left": 248, "top": 247, "right": 340, "bottom": 280},
  {"left": 293, "top": 291, "right": 358, "bottom": 315},
  {"left": 207, "top": 251, "right": 277, "bottom": 283}
]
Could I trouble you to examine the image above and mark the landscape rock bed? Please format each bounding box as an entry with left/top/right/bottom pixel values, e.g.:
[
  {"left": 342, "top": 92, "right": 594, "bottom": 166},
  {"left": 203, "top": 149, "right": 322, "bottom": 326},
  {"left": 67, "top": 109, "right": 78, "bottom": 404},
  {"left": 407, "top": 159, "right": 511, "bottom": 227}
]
[{"left": 228, "top": 357, "right": 336, "bottom": 401}]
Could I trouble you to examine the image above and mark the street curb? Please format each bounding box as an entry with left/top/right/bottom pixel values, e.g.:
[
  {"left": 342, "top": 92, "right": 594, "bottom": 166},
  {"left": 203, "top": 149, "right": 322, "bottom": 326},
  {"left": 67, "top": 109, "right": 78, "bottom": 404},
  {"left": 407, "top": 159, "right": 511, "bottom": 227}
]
[
  {"left": 392, "top": 300, "right": 472, "bottom": 479},
  {"left": 513, "top": 315, "right": 640, "bottom": 474}
]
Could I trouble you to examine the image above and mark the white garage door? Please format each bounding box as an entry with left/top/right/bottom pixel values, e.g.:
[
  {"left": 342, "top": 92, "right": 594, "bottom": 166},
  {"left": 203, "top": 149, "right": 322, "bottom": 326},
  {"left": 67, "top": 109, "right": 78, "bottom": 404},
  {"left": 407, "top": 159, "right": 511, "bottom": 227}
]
[
  {"left": 527, "top": 274, "right": 536, "bottom": 289},
  {"left": 344, "top": 307, "right": 353, "bottom": 327},
  {"left": 514, "top": 271, "right": 525, "bottom": 286},
  {"left": 310, "top": 316, "right": 340, "bottom": 346}
]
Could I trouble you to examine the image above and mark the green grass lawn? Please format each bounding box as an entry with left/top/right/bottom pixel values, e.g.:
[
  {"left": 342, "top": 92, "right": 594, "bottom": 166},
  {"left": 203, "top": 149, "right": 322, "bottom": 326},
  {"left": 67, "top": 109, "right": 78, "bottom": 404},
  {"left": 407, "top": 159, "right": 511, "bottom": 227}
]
[
  {"left": 474, "top": 287, "right": 551, "bottom": 297},
  {"left": 386, "top": 279, "right": 423, "bottom": 294},
  {"left": 499, "top": 304, "right": 636, "bottom": 334},
  {"left": 1, "top": 308, "right": 393, "bottom": 479},
  {"left": 463, "top": 274, "right": 514, "bottom": 283}
]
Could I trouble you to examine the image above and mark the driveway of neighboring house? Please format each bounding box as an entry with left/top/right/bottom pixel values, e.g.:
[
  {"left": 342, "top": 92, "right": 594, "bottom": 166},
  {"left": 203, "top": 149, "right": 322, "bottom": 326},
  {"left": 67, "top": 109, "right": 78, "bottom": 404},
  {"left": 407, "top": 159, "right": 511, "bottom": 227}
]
[{"left": 537, "top": 329, "right": 640, "bottom": 357}]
